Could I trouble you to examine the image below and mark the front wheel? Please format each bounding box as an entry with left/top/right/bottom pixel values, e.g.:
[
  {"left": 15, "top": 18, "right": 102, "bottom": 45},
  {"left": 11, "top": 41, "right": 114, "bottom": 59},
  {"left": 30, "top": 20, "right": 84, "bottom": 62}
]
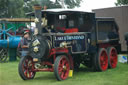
[
  {"left": 18, "top": 56, "right": 36, "bottom": 80},
  {"left": 54, "top": 55, "right": 70, "bottom": 81}
]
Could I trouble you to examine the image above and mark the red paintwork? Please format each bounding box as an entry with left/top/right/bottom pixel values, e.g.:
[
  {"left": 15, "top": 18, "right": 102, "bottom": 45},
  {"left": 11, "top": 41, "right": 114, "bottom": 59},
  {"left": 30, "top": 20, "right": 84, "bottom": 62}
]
[
  {"left": 49, "top": 48, "right": 73, "bottom": 69},
  {"left": 109, "top": 48, "right": 117, "bottom": 68},
  {"left": 100, "top": 49, "right": 108, "bottom": 71},
  {"left": 32, "top": 61, "right": 54, "bottom": 72},
  {"left": 22, "top": 57, "right": 35, "bottom": 78},
  {"left": 25, "top": 30, "right": 30, "bottom": 32},
  {"left": 34, "top": 68, "right": 53, "bottom": 72},
  {"left": 65, "top": 28, "right": 78, "bottom": 33},
  {"left": 58, "top": 56, "right": 70, "bottom": 80},
  {"left": 32, "top": 48, "right": 73, "bottom": 72},
  {"left": 56, "top": 27, "right": 78, "bottom": 33},
  {"left": 42, "top": 61, "right": 53, "bottom": 66},
  {"left": 48, "top": 48, "right": 68, "bottom": 58}
]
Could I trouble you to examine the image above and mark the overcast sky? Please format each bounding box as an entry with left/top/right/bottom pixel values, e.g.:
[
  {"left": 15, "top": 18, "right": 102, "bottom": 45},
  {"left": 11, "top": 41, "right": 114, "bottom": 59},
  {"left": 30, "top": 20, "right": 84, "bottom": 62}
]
[
  {"left": 51, "top": 0, "right": 117, "bottom": 11},
  {"left": 76, "top": 0, "right": 117, "bottom": 11}
]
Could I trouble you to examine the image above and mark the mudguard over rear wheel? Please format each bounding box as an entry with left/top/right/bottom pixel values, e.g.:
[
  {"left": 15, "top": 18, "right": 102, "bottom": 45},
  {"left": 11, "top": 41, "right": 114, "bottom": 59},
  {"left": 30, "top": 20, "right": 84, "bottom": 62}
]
[
  {"left": 18, "top": 56, "right": 36, "bottom": 80},
  {"left": 54, "top": 55, "right": 70, "bottom": 81}
]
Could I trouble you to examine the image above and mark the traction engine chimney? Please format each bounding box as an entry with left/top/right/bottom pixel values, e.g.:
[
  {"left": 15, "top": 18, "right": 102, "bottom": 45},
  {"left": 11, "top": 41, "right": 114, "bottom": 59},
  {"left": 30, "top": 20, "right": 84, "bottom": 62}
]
[{"left": 33, "top": 5, "right": 42, "bottom": 35}]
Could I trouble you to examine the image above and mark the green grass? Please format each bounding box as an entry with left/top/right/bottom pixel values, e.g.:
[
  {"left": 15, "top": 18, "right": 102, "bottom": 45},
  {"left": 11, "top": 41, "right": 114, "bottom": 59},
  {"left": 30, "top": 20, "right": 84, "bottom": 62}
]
[{"left": 0, "top": 61, "right": 128, "bottom": 85}]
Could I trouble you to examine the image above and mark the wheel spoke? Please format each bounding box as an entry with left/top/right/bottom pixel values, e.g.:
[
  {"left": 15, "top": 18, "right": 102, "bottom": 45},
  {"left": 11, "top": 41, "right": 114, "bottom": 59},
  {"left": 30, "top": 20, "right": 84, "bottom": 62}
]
[
  {"left": 61, "top": 58, "right": 69, "bottom": 79},
  {"left": 0, "top": 49, "right": 4, "bottom": 54},
  {"left": 24, "top": 70, "right": 28, "bottom": 77},
  {"left": 60, "top": 72, "right": 64, "bottom": 79},
  {"left": 25, "top": 59, "right": 29, "bottom": 65},
  {"left": 62, "top": 59, "right": 65, "bottom": 66},
  {"left": 58, "top": 66, "right": 63, "bottom": 73},
  {"left": 23, "top": 60, "right": 29, "bottom": 69},
  {"left": 3, "top": 24, "right": 5, "bottom": 30},
  {"left": 100, "top": 50, "right": 108, "bottom": 71},
  {"left": 3, "top": 34, "right": 6, "bottom": 40},
  {"left": 23, "top": 64, "right": 28, "bottom": 69},
  {"left": 22, "top": 57, "right": 35, "bottom": 79},
  {"left": 0, "top": 54, "right": 6, "bottom": 59},
  {"left": 100, "top": 56, "right": 104, "bottom": 62},
  {"left": 65, "top": 65, "right": 69, "bottom": 77},
  {"left": 6, "top": 27, "right": 13, "bottom": 32},
  {"left": 0, "top": 48, "right": 8, "bottom": 62},
  {"left": 29, "top": 71, "right": 32, "bottom": 78},
  {"left": 6, "top": 33, "right": 12, "bottom": 37},
  {"left": 110, "top": 49, "right": 117, "bottom": 68},
  {"left": 54, "top": 56, "right": 70, "bottom": 80}
]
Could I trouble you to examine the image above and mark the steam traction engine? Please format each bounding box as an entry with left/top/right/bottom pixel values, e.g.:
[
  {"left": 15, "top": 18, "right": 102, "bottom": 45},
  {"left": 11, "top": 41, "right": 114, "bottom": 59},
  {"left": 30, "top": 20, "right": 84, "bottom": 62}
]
[
  {"left": 18, "top": 6, "right": 121, "bottom": 81},
  {"left": 0, "top": 20, "right": 21, "bottom": 62}
]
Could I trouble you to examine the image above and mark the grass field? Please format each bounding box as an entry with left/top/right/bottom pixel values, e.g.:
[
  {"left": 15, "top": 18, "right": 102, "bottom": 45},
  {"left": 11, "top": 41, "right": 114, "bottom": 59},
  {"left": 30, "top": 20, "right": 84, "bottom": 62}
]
[{"left": 0, "top": 61, "right": 128, "bottom": 85}]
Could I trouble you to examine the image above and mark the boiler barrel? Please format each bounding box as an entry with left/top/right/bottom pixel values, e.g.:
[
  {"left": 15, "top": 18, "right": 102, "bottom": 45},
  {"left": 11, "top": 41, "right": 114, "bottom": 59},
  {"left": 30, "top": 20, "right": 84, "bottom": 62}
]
[{"left": 0, "top": 36, "right": 22, "bottom": 48}]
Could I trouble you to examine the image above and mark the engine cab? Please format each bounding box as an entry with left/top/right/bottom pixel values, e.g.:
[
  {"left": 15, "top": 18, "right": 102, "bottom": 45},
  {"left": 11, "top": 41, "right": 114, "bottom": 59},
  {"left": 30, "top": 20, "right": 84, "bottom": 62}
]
[{"left": 28, "top": 9, "right": 96, "bottom": 56}]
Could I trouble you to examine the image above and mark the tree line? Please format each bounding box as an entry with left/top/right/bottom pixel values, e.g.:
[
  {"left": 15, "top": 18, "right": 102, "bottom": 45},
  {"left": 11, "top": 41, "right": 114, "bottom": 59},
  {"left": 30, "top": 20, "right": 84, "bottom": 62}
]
[
  {"left": 0, "top": 0, "right": 127, "bottom": 18},
  {"left": 0, "top": 0, "right": 82, "bottom": 18}
]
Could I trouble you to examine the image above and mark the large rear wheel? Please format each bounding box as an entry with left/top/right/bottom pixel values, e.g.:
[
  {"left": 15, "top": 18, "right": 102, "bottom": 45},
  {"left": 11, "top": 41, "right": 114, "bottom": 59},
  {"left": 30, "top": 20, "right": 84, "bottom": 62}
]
[
  {"left": 107, "top": 47, "right": 118, "bottom": 68},
  {"left": 18, "top": 56, "right": 36, "bottom": 80},
  {"left": 94, "top": 48, "right": 108, "bottom": 71},
  {"left": 54, "top": 55, "right": 70, "bottom": 81}
]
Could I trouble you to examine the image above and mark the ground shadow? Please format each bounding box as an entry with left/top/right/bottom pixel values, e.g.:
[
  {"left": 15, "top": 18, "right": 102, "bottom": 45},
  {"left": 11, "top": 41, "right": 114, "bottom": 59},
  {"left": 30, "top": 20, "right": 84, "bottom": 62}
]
[
  {"left": 32, "top": 66, "right": 95, "bottom": 81},
  {"left": 34, "top": 73, "right": 56, "bottom": 81}
]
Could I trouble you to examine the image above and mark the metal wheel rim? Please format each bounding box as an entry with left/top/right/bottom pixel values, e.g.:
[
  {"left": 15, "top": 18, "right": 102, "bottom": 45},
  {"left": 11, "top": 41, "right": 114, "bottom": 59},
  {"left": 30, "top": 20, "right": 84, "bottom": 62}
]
[
  {"left": 100, "top": 50, "right": 108, "bottom": 71},
  {"left": 58, "top": 57, "right": 70, "bottom": 80},
  {"left": 22, "top": 57, "right": 35, "bottom": 78},
  {"left": 110, "top": 48, "right": 117, "bottom": 68},
  {"left": 0, "top": 48, "right": 8, "bottom": 62}
]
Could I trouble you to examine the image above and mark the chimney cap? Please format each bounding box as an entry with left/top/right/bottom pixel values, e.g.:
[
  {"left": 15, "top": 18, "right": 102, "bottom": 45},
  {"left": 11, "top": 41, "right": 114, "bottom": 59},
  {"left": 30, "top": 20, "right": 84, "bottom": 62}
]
[{"left": 33, "top": 4, "right": 42, "bottom": 10}]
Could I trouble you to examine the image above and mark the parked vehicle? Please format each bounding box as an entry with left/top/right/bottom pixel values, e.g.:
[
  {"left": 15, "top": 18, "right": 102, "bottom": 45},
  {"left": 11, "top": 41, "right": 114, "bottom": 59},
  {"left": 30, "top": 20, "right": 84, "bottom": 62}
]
[
  {"left": 0, "top": 18, "right": 34, "bottom": 62},
  {"left": 18, "top": 6, "right": 120, "bottom": 81},
  {"left": 0, "top": 20, "right": 21, "bottom": 62}
]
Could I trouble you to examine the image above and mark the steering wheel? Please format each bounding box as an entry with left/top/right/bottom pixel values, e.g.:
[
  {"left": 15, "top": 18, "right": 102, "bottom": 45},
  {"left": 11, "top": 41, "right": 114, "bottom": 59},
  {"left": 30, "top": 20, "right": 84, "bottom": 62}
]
[{"left": 0, "top": 20, "right": 15, "bottom": 40}]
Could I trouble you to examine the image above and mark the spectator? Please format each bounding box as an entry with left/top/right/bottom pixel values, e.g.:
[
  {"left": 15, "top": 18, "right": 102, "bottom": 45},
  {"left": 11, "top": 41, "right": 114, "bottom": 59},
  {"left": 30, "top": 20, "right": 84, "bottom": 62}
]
[{"left": 21, "top": 30, "right": 30, "bottom": 57}]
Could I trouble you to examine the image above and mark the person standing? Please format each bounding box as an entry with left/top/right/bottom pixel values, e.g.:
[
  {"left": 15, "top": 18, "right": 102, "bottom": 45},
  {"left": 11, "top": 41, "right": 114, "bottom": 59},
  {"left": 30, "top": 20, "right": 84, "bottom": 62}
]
[{"left": 21, "top": 30, "right": 30, "bottom": 57}]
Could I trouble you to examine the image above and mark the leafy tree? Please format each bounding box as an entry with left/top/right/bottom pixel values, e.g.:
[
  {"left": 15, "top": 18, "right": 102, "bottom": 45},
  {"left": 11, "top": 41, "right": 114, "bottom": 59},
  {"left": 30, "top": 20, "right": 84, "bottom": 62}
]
[
  {"left": 115, "top": 0, "right": 128, "bottom": 6},
  {"left": 8, "top": 0, "right": 25, "bottom": 18},
  {"left": 63, "top": 0, "right": 82, "bottom": 8},
  {"left": 0, "top": 0, "right": 25, "bottom": 18},
  {"left": 0, "top": 0, "right": 9, "bottom": 17},
  {"left": 0, "top": 0, "right": 83, "bottom": 18},
  {"left": 23, "top": 0, "right": 39, "bottom": 13},
  {"left": 0, "top": 0, "right": 38, "bottom": 18},
  {"left": 39, "top": 0, "right": 83, "bottom": 9}
]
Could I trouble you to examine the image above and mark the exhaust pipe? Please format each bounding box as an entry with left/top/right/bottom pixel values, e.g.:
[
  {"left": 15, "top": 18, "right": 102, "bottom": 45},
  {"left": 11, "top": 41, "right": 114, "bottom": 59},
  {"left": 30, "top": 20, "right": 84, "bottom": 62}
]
[{"left": 33, "top": 5, "right": 42, "bottom": 35}]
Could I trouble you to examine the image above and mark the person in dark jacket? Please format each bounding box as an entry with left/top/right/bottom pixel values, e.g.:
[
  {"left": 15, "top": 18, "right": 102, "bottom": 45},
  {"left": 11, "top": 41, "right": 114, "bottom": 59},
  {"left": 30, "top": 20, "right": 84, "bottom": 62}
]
[{"left": 21, "top": 30, "right": 30, "bottom": 57}]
